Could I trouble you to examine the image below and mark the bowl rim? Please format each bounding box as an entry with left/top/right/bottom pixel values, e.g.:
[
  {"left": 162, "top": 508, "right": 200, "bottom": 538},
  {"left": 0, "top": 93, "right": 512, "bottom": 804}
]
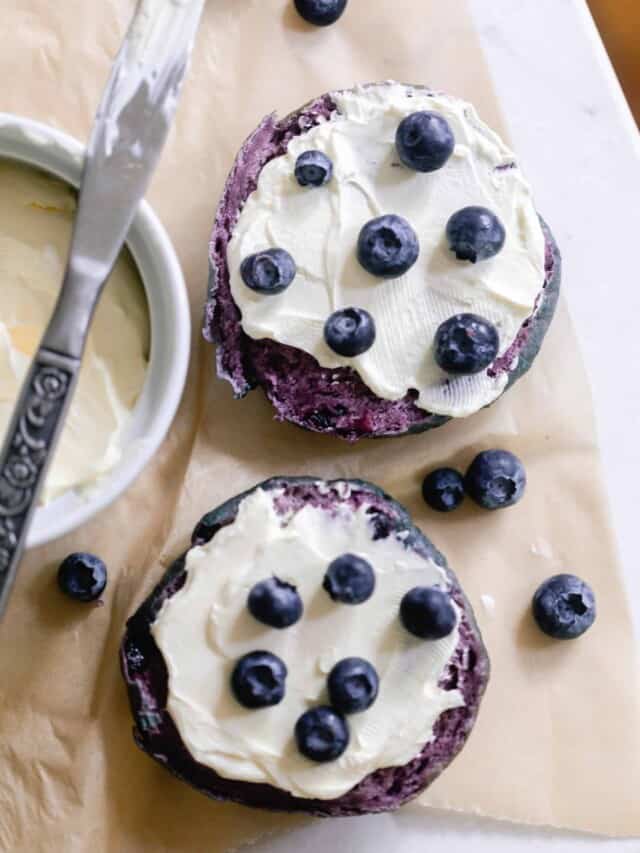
[{"left": 0, "top": 112, "right": 191, "bottom": 548}]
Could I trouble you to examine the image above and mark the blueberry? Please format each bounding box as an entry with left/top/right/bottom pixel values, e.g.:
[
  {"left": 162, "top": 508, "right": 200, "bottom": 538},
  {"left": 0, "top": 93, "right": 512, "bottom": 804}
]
[
  {"left": 231, "top": 651, "right": 288, "bottom": 709},
  {"left": 400, "top": 586, "right": 456, "bottom": 640},
  {"left": 395, "top": 111, "right": 455, "bottom": 173},
  {"left": 324, "top": 307, "right": 376, "bottom": 357},
  {"left": 422, "top": 467, "right": 465, "bottom": 513},
  {"left": 294, "top": 0, "right": 347, "bottom": 26},
  {"left": 295, "top": 706, "right": 350, "bottom": 762},
  {"left": 57, "top": 552, "right": 107, "bottom": 602},
  {"left": 434, "top": 313, "right": 500, "bottom": 375},
  {"left": 357, "top": 214, "right": 419, "bottom": 278},
  {"left": 241, "top": 249, "right": 296, "bottom": 294},
  {"left": 247, "top": 577, "right": 303, "bottom": 629},
  {"left": 533, "top": 574, "right": 596, "bottom": 640},
  {"left": 295, "top": 150, "right": 333, "bottom": 187},
  {"left": 465, "top": 449, "right": 526, "bottom": 510},
  {"left": 446, "top": 206, "right": 506, "bottom": 263},
  {"left": 323, "top": 554, "right": 375, "bottom": 604},
  {"left": 328, "top": 657, "right": 379, "bottom": 714}
]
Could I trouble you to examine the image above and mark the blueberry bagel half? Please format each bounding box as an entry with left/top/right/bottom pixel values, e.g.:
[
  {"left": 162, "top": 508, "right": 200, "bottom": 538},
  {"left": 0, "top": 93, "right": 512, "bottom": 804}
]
[
  {"left": 204, "top": 82, "right": 561, "bottom": 441},
  {"left": 121, "top": 477, "right": 490, "bottom": 816}
]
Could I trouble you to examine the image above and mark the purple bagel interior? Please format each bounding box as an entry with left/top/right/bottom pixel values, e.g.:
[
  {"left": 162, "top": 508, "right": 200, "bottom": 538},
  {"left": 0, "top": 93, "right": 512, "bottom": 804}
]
[
  {"left": 204, "top": 88, "right": 560, "bottom": 441},
  {"left": 121, "top": 477, "right": 490, "bottom": 817}
]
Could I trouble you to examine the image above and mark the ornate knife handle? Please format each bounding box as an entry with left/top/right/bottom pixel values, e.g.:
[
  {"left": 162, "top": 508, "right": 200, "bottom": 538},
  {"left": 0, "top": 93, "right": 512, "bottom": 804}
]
[{"left": 0, "top": 349, "right": 80, "bottom": 616}]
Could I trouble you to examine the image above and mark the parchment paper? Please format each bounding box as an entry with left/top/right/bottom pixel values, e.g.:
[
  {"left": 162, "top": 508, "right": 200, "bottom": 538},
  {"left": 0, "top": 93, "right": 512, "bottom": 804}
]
[{"left": 1, "top": 1, "right": 639, "bottom": 851}]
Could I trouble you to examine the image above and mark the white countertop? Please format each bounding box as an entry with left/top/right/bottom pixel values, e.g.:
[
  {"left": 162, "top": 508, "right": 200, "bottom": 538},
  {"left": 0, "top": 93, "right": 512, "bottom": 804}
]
[
  {"left": 247, "top": 0, "right": 640, "bottom": 850},
  {"left": 476, "top": 0, "right": 640, "bottom": 643}
]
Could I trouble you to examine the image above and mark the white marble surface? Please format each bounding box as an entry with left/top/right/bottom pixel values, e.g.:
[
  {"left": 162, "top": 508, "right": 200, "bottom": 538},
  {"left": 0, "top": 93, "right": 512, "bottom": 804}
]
[{"left": 246, "top": 0, "right": 640, "bottom": 849}]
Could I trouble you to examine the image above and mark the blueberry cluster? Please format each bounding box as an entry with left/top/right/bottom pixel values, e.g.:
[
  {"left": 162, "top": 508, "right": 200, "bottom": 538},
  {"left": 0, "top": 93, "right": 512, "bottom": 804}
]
[
  {"left": 422, "top": 449, "right": 527, "bottom": 513},
  {"left": 419, "top": 454, "right": 597, "bottom": 638},
  {"left": 240, "top": 111, "right": 507, "bottom": 376},
  {"left": 229, "top": 553, "right": 456, "bottom": 763},
  {"left": 422, "top": 450, "right": 527, "bottom": 512}
]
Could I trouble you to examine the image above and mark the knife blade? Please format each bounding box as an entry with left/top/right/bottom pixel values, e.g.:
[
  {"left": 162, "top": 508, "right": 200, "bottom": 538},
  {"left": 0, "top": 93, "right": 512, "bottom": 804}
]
[
  {"left": 46, "top": 0, "right": 205, "bottom": 356},
  {"left": 0, "top": 0, "right": 205, "bottom": 618}
]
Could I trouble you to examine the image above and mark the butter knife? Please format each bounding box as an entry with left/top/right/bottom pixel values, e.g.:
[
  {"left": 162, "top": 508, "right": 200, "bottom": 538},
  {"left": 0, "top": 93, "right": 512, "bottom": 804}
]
[{"left": 0, "top": 0, "right": 205, "bottom": 618}]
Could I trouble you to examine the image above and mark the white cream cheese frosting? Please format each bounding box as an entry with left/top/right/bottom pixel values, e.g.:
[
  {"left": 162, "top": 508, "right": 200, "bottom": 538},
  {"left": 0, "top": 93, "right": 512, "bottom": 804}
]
[
  {"left": 0, "top": 161, "right": 150, "bottom": 504},
  {"left": 152, "top": 486, "right": 464, "bottom": 800},
  {"left": 228, "top": 82, "right": 546, "bottom": 418}
]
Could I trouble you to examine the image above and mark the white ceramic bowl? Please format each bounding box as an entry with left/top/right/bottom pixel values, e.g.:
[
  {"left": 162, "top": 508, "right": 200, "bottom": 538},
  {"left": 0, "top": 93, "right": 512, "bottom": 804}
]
[{"left": 0, "top": 114, "right": 191, "bottom": 548}]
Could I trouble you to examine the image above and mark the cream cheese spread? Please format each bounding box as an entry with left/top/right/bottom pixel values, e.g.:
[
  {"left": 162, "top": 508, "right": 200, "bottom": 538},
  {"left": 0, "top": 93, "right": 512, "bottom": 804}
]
[
  {"left": 152, "top": 486, "right": 464, "bottom": 800},
  {"left": 228, "top": 83, "right": 546, "bottom": 418},
  {"left": 0, "top": 161, "right": 150, "bottom": 504}
]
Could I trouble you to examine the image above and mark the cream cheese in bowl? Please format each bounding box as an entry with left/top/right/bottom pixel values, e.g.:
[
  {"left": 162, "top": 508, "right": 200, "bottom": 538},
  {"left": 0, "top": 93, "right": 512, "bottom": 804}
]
[
  {"left": 0, "top": 160, "right": 150, "bottom": 504},
  {"left": 0, "top": 114, "right": 190, "bottom": 548}
]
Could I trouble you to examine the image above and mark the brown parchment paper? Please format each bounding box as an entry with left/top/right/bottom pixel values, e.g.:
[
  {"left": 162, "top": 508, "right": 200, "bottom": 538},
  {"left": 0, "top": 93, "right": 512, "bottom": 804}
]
[{"left": 1, "top": 1, "right": 639, "bottom": 850}]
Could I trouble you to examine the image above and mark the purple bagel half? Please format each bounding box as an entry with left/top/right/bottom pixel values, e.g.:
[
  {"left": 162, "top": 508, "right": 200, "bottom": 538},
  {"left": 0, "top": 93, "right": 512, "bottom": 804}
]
[
  {"left": 204, "top": 84, "right": 562, "bottom": 442},
  {"left": 120, "top": 477, "right": 490, "bottom": 817}
]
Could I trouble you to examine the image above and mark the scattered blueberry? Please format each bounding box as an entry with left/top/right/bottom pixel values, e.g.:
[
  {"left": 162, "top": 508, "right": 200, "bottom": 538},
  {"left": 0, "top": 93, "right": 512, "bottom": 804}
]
[
  {"left": 357, "top": 214, "right": 420, "bottom": 278},
  {"left": 295, "top": 706, "right": 350, "bottom": 762},
  {"left": 294, "top": 0, "right": 347, "bottom": 27},
  {"left": 446, "top": 206, "right": 506, "bottom": 263},
  {"left": 395, "top": 111, "right": 455, "bottom": 173},
  {"left": 231, "top": 651, "right": 288, "bottom": 709},
  {"left": 247, "top": 577, "right": 303, "bottom": 629},
  {"left": 465, "top": 449, "right": 526, "bottom": 510},
  {"left": 400, "top": 586, "right": 456, "bottom": 640},
  {"left": 328, "top": 657, "right": 379, "bottom": 714},
  {"left": 241, "top": 249, "right": 296, "bottom": 294},
  {"left": 324, "top": 307, "right": 376, "bottom": 357},
  {"left": 323, "top": 553, "right": 376, "bottom": 604},
  {"left": 434, "top": 313, "right": 500, "bottom": 375},
  {"left": 57, "top": 552, "right": 107, "bottom": 602},
  {"left": 295, "top": 150, "right": 333, "bottom": 187},
  {"left": 422, "top": 467, "right": 465, "bottom": 513},
  {"left": 532, "top": 574, "right": 596, "bottom": 640}
]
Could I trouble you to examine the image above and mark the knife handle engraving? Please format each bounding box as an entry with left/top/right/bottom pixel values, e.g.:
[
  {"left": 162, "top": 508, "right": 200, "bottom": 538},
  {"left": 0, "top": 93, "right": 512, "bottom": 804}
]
[{"left": 0, "top": 350, "right": 80, "bottom": 617}]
